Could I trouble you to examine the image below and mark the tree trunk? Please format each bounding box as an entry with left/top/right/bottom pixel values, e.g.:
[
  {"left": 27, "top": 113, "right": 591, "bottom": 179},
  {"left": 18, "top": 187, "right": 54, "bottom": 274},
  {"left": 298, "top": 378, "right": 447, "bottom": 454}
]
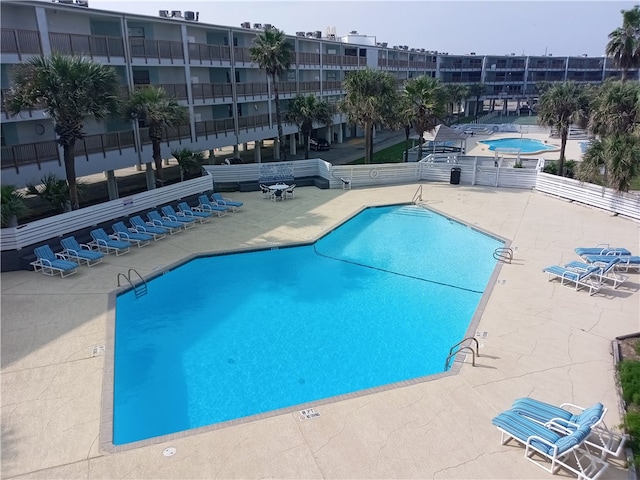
[
  {"left": 272, "top": 73, "right": 286, "bottom": 161},
  {"left": 303, "top": 132, "right": 310, "bottom": 159},
  {"left": 368, "top": 124, "right": 374, "bottom": 163},
  {"left": 63, "top": 142, "right": 80, "bottom": 210},
  {"left": 417, "top": 130, "right": 424, "bottom": 162},
  {"left": 152, "top": 139, "right": 163, "bottom": 185},
  {"left": 404, "top": 125, "right": 410, "bottom": 162},
  {"left": 364, "top": 121, "right": 372, "bottom": 164},
  {"left": 558, "top": 128, "right": 568, "bottom": 177}
]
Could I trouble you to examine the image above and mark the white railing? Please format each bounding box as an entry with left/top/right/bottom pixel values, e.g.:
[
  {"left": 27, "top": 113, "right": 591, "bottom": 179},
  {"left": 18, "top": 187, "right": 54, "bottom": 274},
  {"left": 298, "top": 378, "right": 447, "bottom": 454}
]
[{"left": 0, "top": 174, "right": 213, "bottom": 251}]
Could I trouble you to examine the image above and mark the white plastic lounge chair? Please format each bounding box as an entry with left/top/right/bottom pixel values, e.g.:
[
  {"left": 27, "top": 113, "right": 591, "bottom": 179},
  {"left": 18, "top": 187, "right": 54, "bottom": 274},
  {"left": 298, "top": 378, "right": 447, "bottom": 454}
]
[
  {"left": 492, "top": 410, "right": 609, "bottom": 480},
  {"left": 89, "top": 228, "right": 131, "bottom": 256},
  {"left": 511, "top": 398, "right": 627, "bottom": 459},
  {"left": 271, "top": 188, "right": 285, "bottom": 202},
  {"left": 30, "top": 245, "right": 79, "bottom": 277},
  {"left": 177, "top": 202, "right": 211, "bottom": 223},
  {"left": 161, "top": 205, "right": 197, "bottom": 228},
  {"left": 260, "top": 184, "right": 271, "bottom": 199},
  {"left": 211, "top": 193, "right": 243, "bottom": 211},
  {"left": 60, "top": 236, "right": 104, "bottom": 267},
  {"left": 284, "top": 184, "right": 296, "bottom": 200},
  {"left": 584, "top": 254, "right": 640, "bottom": 273},
  {"left": 112, "top": 221, "right": 152, "bottom": 247},
  {"left": 147, "top": 211, "right": 183, "bottom": 234},
  {"left": 198, "top": 195, "right": 229, "bottom": 216},
  {"left": 575, "top": 245, "right": 632, "bottom": 258},
  {"left": 129, "top": 216, "right": 167, "bottom": 240},
  {"left": 565, "top": 258, "right": 627, "bottom": 289},
  {"left": 542, "top": 264, "right": 602, "bottom": 295}
]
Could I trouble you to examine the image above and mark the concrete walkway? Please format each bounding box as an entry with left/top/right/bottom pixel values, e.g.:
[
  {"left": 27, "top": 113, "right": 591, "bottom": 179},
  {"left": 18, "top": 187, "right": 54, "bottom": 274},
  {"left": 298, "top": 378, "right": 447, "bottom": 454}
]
[{"left": 1, "top": 181, "right": 638, "bottom": 479}]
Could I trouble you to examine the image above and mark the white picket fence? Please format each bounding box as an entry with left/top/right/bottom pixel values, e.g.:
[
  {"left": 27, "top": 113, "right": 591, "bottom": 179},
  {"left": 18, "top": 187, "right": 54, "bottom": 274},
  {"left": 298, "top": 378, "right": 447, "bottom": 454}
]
[
  {"left": 0, "top": 174, "right": 213, "bottom": 251},
  {"left": 2, "top": 161, "right": 638, "bottom": 252}
]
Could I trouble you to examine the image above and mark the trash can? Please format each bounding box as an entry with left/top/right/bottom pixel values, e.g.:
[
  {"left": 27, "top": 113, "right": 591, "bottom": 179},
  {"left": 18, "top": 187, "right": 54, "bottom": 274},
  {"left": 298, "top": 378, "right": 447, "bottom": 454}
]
[{"left": 450, "top": 167, "right": 461, "bottom": 185}]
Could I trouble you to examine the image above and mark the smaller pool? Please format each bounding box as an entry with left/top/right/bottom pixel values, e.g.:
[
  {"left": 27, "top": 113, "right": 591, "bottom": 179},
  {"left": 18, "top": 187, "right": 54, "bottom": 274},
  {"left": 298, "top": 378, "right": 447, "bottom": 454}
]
[{"left": 479, "top": 137, "right": 559, "bottom": 154}]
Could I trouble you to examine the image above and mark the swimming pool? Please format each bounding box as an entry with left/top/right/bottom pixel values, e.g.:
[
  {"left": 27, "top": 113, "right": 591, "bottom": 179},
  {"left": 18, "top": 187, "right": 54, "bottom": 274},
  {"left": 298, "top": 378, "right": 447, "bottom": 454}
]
[
  {"left": 111, "top": 205, "right": 504, "bottom": 446},
  {"left": 479, "top": 137, "right": 559, "bottom": 154}
]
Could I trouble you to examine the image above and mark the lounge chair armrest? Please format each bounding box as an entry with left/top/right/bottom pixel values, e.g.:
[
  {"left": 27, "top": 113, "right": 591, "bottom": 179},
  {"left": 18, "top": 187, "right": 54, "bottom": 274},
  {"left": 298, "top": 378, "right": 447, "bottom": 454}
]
[
  {"left": 181, "top": 210, "right": 194, "bottom": 218},
  {"left": 134, "top": 225, "right": 148, "bottom": 233},
  {"left": 149, "top": 219, "right": 163, "bottom": 227},
  {"left": 192, "top": 205, "right": 205, "bottom": 212},
  {"left": 114, "top": 232, "right": 130, "bottom": 240},
  {"left": 39, "top": 258, "right": 53, "bottom": 267},
  {"left": 164, "top": 214, "right": 178, "bottom": 221},
  {"left": 55, "top": 252, "right": 69, "bottom": 260},
  {"left": 558, "top": 402, "right": 586, "bottom": 413},
  {"left": 65, "top": 248, "right": 80, "bottom": 257},
  {"left": 200, "top": 204, "right": 213, "bottom": 212},
  {"left": 544, "top": 418, "right": 577, "bottom": 435},
  {"left": 79, "top": 243, "right": 93, "bottom": 250},
  {"left": 525, "top": 434, "right": 556, "bottom": 452}
]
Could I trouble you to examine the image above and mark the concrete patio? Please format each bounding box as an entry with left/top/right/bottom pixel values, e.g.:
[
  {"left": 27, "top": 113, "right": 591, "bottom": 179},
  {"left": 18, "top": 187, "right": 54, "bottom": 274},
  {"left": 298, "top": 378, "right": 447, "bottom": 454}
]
[{"left": 1, "top": 182, "right": 638, "bottom": 479}]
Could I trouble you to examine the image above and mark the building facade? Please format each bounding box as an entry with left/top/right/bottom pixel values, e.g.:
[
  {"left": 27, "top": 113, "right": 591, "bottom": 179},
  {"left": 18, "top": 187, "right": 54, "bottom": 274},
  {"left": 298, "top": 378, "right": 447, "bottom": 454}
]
[{"left": 1, "top": 1, "right": 637, "bottom": 187}]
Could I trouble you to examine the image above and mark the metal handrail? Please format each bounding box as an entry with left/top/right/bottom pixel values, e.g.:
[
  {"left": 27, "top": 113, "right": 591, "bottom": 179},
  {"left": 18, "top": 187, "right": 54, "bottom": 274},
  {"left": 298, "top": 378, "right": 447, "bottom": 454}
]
[
  {"left": 117, "top": 268, "right": 147, "bottom": 298},
  {"left": 412, "top": 185, "right": 423, "bottom": 203},
  {"left": 444, "top": 337, "right": 480, "bottom": 370},
  {"left": 493, "top": 247, "right": 513, "bottom": 264}
]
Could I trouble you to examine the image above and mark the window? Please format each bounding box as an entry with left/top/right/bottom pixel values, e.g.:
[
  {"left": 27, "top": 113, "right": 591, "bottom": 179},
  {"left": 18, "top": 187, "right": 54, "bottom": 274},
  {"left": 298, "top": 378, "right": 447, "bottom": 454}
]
[{"left": 128, "top": 27, "right": 145, "bottom": 38}]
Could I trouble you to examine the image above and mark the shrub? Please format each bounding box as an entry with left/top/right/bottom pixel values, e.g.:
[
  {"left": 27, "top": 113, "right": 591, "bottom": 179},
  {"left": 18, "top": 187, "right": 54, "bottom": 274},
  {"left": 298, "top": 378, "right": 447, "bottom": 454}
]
[
  {"left": 624, "top": 407, "right": 640, "bottom": 468},
  {"left": 0, "top": 185, "right": 28, "bottom": 227},
  {"left": 619, "top": 360, "right": 640, "bottom": 405},
  {"left": 635, "top": 340, "right": 640, "bottom": 356},
  {"left": 542, "top": 160, "right": 576, "bottom": 178}
]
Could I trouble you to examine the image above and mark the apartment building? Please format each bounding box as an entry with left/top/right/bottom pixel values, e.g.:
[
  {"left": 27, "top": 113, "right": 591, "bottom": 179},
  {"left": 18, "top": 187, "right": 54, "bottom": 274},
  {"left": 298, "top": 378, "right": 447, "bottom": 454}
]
[{"left": 0, "top": 0, "right": 636, "bottom": 187}]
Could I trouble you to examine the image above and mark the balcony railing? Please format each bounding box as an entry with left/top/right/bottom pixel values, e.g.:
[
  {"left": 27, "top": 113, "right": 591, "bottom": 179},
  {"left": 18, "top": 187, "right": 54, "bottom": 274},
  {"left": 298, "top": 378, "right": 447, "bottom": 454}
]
[
  {"left": 74, "top": 130, "right": 136, "bottom": 158},
  {"left": 322, "top": 54, "right": 341, "bottom": 66},
  {"left": 188, "top": 43, "right": 231, "bottom": 63},
  {"left": 275, "top": 82, "right": 297, "bottom": 95},
  {"left": 237, "top": 113, "right": 270, "bottom": 130},
  {"left": 134, "top": 83, "right": 188, "bottom": 100},
  {"left": 129, "top": 38, "right": 184, "bottom": 61},
  {"left": 139, "top": 124, "right": 192, "bottom": 145},
  {"left": 324, "top": 80, "right": 342, "bottom": 90},
  {"left": 49, "top": 32, "right": 125, "bottom": 59},
  {"left": 191, "top": 83, "right": 233, "bottom": 101},
  {"left": 1, "top": 140, "right": 59, "bottom": 173},
  {"left": 297, "top": 52, "right": 321, "bottom": 65},
  {"left": 194, "top": 118, "right": 235, "bottom": 139},
  {"left": 299, "top": 81, "right": 320, "bottom": 93},
  {"left": 233, "top": 47, "right": 253, "bottom": 63},
  {"left": 1, "top": 29, "right": 42, "bottom": 57},
  {"left": 235, "top": 82, "right": 269, "bottom": 96},
  {"left": 342, "top": 56, "right": 359, "bottom": 66}
]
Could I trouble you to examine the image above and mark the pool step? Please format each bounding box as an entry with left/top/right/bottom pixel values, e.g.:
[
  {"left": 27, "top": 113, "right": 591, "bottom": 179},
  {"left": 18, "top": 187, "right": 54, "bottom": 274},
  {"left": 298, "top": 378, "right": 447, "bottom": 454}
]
[{"left": 393, "top": 206, "right": 433, "bottom": 218}]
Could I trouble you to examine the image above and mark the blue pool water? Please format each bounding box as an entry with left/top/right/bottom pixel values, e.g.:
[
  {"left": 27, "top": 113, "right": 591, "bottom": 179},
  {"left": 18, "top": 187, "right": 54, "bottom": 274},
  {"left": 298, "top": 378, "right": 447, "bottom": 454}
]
[
  {"left": 479, "top": 137, "right": 558, "bottom": 153},
  {"left": 113, "top": 205, "right": 503, "bottom": 445}
]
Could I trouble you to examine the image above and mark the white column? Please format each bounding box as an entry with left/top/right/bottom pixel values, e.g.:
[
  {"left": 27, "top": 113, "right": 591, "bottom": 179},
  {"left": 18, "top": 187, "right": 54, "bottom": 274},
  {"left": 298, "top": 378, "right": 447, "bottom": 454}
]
[
  {"left": 233, "top": 145, "right": 239, "bottom": 156},
  {"left": 273, "top": 138, "right": 281, "bottom": 160},
  {"left": 106, "top": 170, "right": 119, "bottom": 200},
  {"left": 337, "top": 123, "right": 344, "bottom": 143},
  {"left": 145, "top": 163, "right": 156, "bottom": 190},
  {"left": 242, "top": 142, "right": 248, "bottom": 151},
  {"left": 254, "top": 140, "right": 262, "bottom": 163},
  {"left": 289, "top": 134, "right": 297, "bottom": 155}
]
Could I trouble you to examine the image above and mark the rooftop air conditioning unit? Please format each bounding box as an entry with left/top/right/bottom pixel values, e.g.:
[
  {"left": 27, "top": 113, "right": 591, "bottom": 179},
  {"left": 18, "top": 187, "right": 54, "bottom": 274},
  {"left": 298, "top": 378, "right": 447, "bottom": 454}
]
[
  {"left": 410, "top": 48, "right": 416, "bottom": 52},
  {"left": 470, "top": 52, "right": 476, "bottom": 55},
  {"left": 171, "top": 10, "right": 182, "bottom": 18},
  {"left": 403, "top": 46, "right": 409, "bottom": 50},
  {"left": 349, "top": 30, "right": 358, "bottom": 34},
  {"left": 381, "top": 42, "right": 388, "bottom": 48},
  {"left": 314, "top": 31, "right": 322, "bottom": 38},
  {"left": 296, "top": 31, "right": 306, "bottom": 37},
  {"left": 328, "top": 34, "right": 336, "bottom": 40},
  {"left": 306, "top": 32, "right": 314, "bottom": 37},
  {"left": 159, "top": 9, "right": 169, "bottom": 17},
  {"left": 264, "top": 24, "right": 272, "bottom": 30},
  {"left": 241, "top": 22, "right": 251, "bottom": 28},
  {"left": 392, "top": 45, "right": 398, "bottom": 49},
  {"left": 184, "top": 11, "right": 198, "bottom": 21},
  {"left": 253, "top": 23, "right": 262, "bottom": 29}
]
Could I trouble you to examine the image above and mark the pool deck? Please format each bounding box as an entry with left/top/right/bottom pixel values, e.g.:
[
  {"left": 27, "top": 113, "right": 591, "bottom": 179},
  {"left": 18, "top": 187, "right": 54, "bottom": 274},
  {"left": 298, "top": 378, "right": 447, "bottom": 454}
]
[{"left": 2, "top": 183, "right": 639, "bottom": 479}]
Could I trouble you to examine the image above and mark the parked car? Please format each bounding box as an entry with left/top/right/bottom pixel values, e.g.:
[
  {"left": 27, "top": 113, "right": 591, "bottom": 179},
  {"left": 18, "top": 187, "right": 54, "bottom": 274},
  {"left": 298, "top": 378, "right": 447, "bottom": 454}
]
[
  {"left": 310, "top": 138, "right": 330, "bottom": 151},
  {"left": 224, "top": 157, "right": 243, "bottom": 165}
]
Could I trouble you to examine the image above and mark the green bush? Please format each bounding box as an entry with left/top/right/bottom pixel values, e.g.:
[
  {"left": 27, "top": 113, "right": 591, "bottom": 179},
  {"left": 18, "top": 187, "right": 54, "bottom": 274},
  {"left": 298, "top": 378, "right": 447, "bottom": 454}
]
[
  {"left": 543, "top": 160, "right": 576, "bottom": 178},
  {"left": 624, "top": 408, "right": 640, "bottom": 468},
  {"left": 635, "top": 340, "right": 640, "bottom": 356},
  {"left": 619, "top": 360, "right": 640, "bottom": 405}
]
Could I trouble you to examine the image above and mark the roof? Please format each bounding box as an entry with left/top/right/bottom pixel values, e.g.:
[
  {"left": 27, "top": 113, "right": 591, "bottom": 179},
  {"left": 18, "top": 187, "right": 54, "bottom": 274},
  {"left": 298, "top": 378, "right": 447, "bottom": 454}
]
[{"left": 410, "top": 124, "right": 467, "bottom": 142}]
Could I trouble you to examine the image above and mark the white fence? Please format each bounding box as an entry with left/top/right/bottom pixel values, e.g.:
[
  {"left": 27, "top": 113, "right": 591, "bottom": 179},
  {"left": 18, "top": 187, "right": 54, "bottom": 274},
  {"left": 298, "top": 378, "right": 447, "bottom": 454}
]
[{"left": 0, "top": 174, "right": 213, "bottom": 251}]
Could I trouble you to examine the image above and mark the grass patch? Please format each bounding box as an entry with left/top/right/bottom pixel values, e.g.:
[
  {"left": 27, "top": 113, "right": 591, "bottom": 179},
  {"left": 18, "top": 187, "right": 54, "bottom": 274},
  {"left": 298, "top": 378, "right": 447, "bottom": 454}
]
[
  {"left": 620, "top": 357, "right": 640, "bottom": 468},
  {"left": 348, "top": 141, "right": 410, "bottom": 165}
]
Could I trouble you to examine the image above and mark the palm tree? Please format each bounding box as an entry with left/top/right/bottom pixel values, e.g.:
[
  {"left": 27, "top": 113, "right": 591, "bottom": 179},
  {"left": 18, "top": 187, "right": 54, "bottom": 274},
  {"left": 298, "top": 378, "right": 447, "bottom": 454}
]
[
  {"left": 249, "top": 28, "right": 294, "bottom": 160},
  {"left": 578, "top": 134, "right": 640, "bottom": 192},
  {"left": 606, "top": 5, "right": 640, "bottom": 82},
  {"left": 171, "top": 148, "right": 205, "bottom": 181},
  {"left": 448, "top": 84, "right": 470, "bottom": 122},
  {"left": 537, "top": 82, "right": 589, "bottom": 177},
  {"left": 588, "top": 80, "right": 639, "bottom": 137},
  {"left": 284, "top": 95, "right": 332, "bottom": 159},
  {"left": 468, "top": 83, "right": 486, "bottom": 122},
  {"left": 340, "top": 69, "right": 398, "bottom": 164},
  {"left": 124, "top": 86, "right": 187, "bottom": 186},
  {"left": 402, "top": 76, "right": 447, "bottom": 162},
  {"left": 4, "top": 53, "right": 120, "bottom": 210}
]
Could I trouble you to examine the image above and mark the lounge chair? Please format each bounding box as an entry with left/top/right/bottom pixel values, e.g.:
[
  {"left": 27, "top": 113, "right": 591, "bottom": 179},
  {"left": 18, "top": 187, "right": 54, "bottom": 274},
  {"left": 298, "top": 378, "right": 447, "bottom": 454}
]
[
  {"left": 542, "top": 264, "right": 602, "bottom": 295},
  {"left": 147, "top": 211, "right": 184, "bottom": 234},
  {"left": 89, "top": 228, "right": 131, "bottom": 256},
  {"left": 492, "top": 410, "right": 608, "bottom": 480},
  {"left": 511, "top": 397, "right": 626, "bottom": 458},
  {"left": 60, "top": 236, "right": 104, "bottom": 267},
  {"left": 161, "top": 205, "right": 197, "bottom": 229},
  {"left": 564, "top": 257, "right": 627, "bottom": 289},
  {"left": 112, "top": 221, "right": 153, "bottom": 247},
  {"left": 584, "top": 254, "right": 640, "bottom": 273},
  {"left": 575, "top": 245, "right": 632, "bottom": 258},
  {"left": 129, "top": 216, "right": 167, "bottom": 240},
  {"left": 211, "top": 192, "right": 243, "bottom": 211},
  {"left": 198, "top": 195, "right": 229, "bottom": 216},
  {"left": 177, "top": 202, "right": 211, "bottom": 223},
  {"left": 30, "top": 245, "right": 79, "bottom": 277}
]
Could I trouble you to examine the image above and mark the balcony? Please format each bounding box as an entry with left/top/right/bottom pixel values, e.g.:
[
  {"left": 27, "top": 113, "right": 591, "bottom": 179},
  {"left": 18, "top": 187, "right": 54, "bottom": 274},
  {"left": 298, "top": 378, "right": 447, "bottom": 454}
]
[
  {"left": 297, "top": 52, "right": 321, "bottom": 66},
  {"left": 1, "top": 29, "right": 42, "bottom": 58},
  {"left": 74, "top": 130, "right": 136, "bottom": 158},
  {"left": 233, "top": 47, "right": 253, "bottom": 63},
  {"left": 323, "top": 80, "right": 342, "bottom": 91},
  {"left": 299, "top": 81, "right": 320, "bottom": 93},
  {"left": 129, "top": 38, "right": 184, "bottom": 61},
  {"left": 191, "top": 83, "right": 233, "bottom": 101},
  {"left": 139, "top": 124, "right": 192, "bottom": 145},
  {"left": 235, "top": 82, "right": 269, "bottom": 97},
  {"left": 528, "top": 60, "right": 567, "bottom": 70},
  {"left": 342, "top": 56, "right": 359, "bottom": 66},
  {"left": 237, "top": 113, "right": 270, "bottom": 131},
  {"left": 194, "top": 118, "right": 235, "bottom": 139},
  {"left": 134, "top": 83, "right": 188, "bottom": 100},
  {"left": 275, "top": 82, "right": 297, "bottom": 95},
  {"left": 322, "top": 54, "right": 341, "bottom": 66},
  {"left": 49, "top": 32, "right": 125, "bottom": 60},
  {"left": 188, "top": 43, "right": 231, "bottom": 63}
]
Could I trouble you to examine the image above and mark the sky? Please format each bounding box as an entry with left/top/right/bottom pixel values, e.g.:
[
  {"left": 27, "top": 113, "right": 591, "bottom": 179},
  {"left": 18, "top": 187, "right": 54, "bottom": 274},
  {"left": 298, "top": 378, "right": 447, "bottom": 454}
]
[{"left": 79, "top": 0, "right": 638, "bottom": 57}]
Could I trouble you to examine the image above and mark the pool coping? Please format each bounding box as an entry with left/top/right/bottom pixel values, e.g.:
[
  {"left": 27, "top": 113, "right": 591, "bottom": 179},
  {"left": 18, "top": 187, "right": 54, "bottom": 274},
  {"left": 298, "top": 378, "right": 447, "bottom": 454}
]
[
  {"left": 479, "top": 137, "right": 561, "bottom": 155},
  {"left": 99, "top": 202, "right": 510, "bottom": 453}
]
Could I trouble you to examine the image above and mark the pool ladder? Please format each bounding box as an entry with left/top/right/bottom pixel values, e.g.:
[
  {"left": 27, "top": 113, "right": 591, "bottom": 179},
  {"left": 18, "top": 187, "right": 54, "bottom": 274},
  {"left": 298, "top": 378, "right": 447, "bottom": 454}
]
[
  {"left": 444, "top": 337, "right": 480, "bottom": 371},
  {"left": 117, "top": 268, "right": 147, "bottom": 298},
  {"left": 412, "top": 185, "right": 423, "bottom": 203},
  {"left": 493, "top": 247, "right": 513, "bottom": 264}
]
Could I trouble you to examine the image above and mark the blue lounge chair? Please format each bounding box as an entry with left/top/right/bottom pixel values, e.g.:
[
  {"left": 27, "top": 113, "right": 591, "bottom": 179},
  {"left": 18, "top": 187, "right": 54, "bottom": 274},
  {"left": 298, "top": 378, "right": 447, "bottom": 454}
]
[
  {"left": 160, "top": 205, "right": 197, "bottom": 229},
  {"left": 198, "top": 195, "right": 229, "bottom": 216},
  {"left": 60, "top": 236, "right": 104, "bottom": 267},
  {"left": 129, "top": 216, "right": 167, "bottom": 240},
  {"left": 511, "top": 398, "right": 626, "bottom": 458},
  {"left": 565, "top": 257, "right": 627, "bottom": 289},
  {"left": 575, "top": 246, "right": 632, "bottom": 258},
  {"left": 89, "top": 228, "right": 131, "bottom": 256},
  {"left": 112, "top": 221, "right": 153, "bottom": 247},
  {"left": 492, "top": 410, "right": 608, "bottom": 479},
  {"left": 211, "top": 192, "right": 243, "bottom": 212},
  {"left": 30, "top": 245, "right": 79, "bottom": 277},
  {"left": 584, "top": 254, "right": 640, "bottom": 273},
  {"left": 177, "top": 202, "right": 212, "bottom": 223},
  {"left": 542, "top": 264, "right": 602, "bottom": 295},
  {"left": 147, "top": 211, "right": 184, "bottom": 234}
]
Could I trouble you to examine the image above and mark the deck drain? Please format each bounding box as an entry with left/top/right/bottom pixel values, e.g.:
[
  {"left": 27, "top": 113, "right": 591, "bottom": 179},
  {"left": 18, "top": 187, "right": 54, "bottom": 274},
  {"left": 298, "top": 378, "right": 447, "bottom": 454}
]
[
  {"left": 299, "top": 408, "right": 320, "bottom": 421},
  {"left": 475, "top": 331, "right": 488, "bottom": 339},
  {"left": 91, "top": 345, "right": 105, "bottom": 356},
  {"left": 162, "top": 447, "right": 176, "bottom": 457}
]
